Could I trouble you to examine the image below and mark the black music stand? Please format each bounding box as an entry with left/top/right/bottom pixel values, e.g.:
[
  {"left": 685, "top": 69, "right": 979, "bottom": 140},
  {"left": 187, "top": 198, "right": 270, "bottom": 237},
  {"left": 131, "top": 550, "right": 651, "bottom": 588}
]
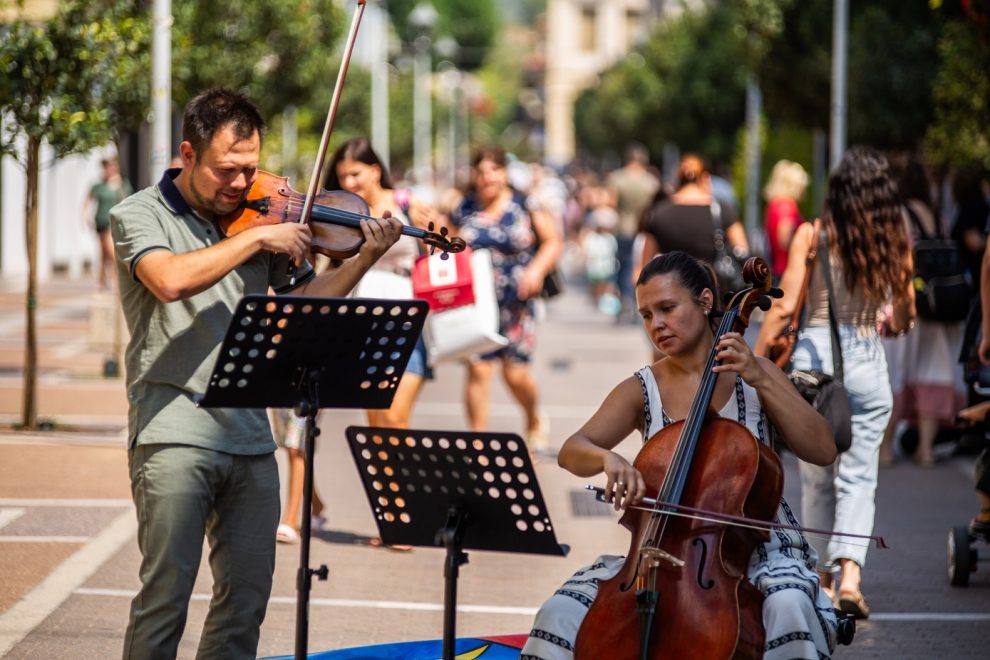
[
  {"left": 196, "top": 294, "right": 428, "bottom": 660},
  {"left": 345, "top": 426, "right": 569, "bottom": 660}
]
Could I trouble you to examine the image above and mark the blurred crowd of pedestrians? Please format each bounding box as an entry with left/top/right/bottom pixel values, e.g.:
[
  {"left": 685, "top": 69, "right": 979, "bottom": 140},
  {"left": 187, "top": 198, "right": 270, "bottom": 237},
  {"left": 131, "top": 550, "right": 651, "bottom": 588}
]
[
  {"left": 364, "top": 141, "right": 990, "bottom": 615},
  {"left": 108, "top": 116, "right": 988, "bottom": 630}
]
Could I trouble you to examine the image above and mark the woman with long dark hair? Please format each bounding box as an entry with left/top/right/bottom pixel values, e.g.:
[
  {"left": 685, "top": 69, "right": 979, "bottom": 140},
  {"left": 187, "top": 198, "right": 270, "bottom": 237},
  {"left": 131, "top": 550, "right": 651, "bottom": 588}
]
[{"left": 756, "top": 146, "right": 915, "bottom": 619}]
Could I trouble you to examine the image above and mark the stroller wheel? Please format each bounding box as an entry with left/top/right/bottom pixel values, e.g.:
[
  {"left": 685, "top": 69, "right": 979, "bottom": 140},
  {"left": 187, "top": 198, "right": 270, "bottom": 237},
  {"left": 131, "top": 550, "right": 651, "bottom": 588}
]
[{"left": 948, "top": 525, "right": 974, "bottom": 587}]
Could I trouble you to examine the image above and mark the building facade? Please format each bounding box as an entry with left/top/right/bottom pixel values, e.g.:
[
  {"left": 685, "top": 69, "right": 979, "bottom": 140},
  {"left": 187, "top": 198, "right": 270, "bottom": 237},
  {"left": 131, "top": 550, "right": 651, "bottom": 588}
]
[{"left": 543, "top": 0, "right": 698, "bottom": 166}]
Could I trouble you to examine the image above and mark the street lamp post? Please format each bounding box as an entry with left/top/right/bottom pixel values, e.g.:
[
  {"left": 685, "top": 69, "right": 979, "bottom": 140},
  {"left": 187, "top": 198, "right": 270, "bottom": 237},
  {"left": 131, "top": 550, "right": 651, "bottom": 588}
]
[
  {"left": 434, "top": 35, "right": 459, "bottom": 193},
  {"left": 409, "top": 2, "right": 438, "bottom": 189}
]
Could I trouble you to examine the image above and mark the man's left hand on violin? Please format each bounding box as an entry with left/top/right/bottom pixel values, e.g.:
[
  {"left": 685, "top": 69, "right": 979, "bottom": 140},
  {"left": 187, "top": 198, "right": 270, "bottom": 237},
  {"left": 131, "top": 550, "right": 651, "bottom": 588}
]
[{"left": 355, "top": 212, "right": 403, "bottom": 261}]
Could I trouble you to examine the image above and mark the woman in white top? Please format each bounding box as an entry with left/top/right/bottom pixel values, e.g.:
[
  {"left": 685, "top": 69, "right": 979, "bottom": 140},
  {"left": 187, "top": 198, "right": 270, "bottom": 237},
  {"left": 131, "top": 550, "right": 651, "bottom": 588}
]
[
  {"left": 521, "top": 251, "right": 838, "bottom": 659},
  {"left": 326, "top": 137, "right": 439, "bottom": 428}
]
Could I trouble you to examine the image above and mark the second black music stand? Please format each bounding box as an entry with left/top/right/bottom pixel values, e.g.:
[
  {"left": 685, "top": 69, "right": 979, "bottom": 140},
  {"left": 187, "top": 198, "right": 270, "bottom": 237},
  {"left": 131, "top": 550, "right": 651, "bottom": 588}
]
[
  {"left": 345, "top": 426, "right": 569, "bottom": 660},
  {"left": 196, "top": 294, "right": 428, "bottom": 660}
]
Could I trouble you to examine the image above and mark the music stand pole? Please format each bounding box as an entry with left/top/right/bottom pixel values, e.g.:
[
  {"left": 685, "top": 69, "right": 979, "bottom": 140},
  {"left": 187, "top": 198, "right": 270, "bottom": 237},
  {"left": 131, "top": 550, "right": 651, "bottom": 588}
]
[
  {"left": 294, "top": 373, "right": 327, "bottom": 660},
  {"left": 437, "top": 505, "right": 469, "bottom": 660},
  {"left": 345, "top": 426, "right": 569, "bottom": 660},
  {"left": 196, "top": 295, "right": 427, "bottom": 660}
]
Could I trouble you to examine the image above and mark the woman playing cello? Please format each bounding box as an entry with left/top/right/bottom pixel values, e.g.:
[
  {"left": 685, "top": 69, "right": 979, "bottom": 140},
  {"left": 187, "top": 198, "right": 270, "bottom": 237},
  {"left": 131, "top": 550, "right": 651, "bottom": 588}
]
[{"left": 521, "top": 252, "right": 838, "bottom": 659}]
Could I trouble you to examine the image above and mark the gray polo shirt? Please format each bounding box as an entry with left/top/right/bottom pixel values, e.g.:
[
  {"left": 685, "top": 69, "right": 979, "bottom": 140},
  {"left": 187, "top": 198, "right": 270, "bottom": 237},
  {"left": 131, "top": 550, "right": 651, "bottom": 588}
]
[{"left": 110, "top": 169, "right": 315, "bottom": 454}]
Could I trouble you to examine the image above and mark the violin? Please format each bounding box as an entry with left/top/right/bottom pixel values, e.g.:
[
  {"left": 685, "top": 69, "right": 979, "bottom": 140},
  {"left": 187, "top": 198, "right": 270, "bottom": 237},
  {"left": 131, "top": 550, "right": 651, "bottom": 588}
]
[
  {"left": 219, "top": 170, "right": 466, "bottom": 259},
  {"left": 574, "top": 258, "right": 783, "bottom": 660}
]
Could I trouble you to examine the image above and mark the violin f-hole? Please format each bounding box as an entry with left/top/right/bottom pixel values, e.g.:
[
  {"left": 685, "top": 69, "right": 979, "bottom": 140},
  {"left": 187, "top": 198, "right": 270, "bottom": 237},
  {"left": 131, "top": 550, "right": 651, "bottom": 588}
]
[{"left": 691, "top": 538, "right": 715, "bottom": 589}]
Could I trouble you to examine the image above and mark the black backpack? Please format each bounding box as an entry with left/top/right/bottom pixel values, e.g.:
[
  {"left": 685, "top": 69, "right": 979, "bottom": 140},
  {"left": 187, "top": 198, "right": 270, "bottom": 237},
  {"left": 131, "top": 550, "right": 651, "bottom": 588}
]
[{"left": 907, "top": 206, "right": 972, "bottom": 322}]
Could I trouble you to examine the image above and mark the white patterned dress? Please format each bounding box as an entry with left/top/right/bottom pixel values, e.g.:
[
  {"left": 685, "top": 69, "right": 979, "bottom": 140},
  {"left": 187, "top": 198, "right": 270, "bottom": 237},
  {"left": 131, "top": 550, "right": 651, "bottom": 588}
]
[{"left": 521, "top": 366, "right": 838, "bottom": 660}]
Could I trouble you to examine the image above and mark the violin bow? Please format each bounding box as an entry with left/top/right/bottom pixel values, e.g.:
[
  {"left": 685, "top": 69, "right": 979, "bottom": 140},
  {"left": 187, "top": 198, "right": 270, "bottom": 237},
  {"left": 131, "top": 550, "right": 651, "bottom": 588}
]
[
  {"left": 292, "top": 0, "right": 367, "bottom": 283},
  {"left": 587, "top": 486, "right": 888, "bottom": 549}
]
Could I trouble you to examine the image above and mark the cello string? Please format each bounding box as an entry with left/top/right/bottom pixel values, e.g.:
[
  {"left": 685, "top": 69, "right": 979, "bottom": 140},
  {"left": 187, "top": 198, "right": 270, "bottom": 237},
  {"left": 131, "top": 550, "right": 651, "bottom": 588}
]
[{"left": 640, "top": 310, "right": 737, "bottom": 548}]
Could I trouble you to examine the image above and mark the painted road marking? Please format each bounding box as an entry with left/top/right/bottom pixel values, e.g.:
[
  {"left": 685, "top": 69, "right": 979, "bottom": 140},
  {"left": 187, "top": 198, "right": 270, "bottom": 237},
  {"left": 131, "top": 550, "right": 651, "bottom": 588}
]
[
  {"left": 0, "top": 498, "right": 130, "bottom": 507},
  {"left": 70, "top": 589, "right": 990, "bottom": 622},
  {"left": 0, "top": 507, "right": 136, "bottom": 656},
  {"left": 74, "top": 588, "right": 538, "bottom": 616},
  {"left": 0, "top": 508, "right": 26, "bottom": 530},
  {"left": 0, "top": 536, "right": 90, "bottom": 543}
]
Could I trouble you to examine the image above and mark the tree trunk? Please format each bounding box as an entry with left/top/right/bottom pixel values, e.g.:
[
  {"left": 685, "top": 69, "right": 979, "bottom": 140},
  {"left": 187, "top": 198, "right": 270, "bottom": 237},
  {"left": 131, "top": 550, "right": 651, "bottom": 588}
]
[{"left": 22, "top": 136, "right": 40, "bottom": 430}]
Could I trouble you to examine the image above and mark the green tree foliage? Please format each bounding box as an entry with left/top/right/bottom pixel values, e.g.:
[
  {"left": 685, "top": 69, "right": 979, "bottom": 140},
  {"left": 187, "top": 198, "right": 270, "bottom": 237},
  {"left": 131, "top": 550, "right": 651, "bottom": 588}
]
[
  {"left": 846, "top": 3, "right": 939, "bottom": 149},
  {"left": 574, "top": 5, "right": 748, "bottom": 165},
  {"left": 387, "top": 0, "right": 498, "bottom": 70},
  {"left": 171, "top": 1, "right": 345, "bottom": 122},
  {"left": 757, "top": 0, "right": 940, "bottom": 149},
  {"left": 0, "top": 0, "right": 149, "bottom": 429},
  {"left": 925, "top": 16, "right": 990, "bottom": 169},
  {"left": 0, "top": 0, "right": 148, "bottom": 159}
]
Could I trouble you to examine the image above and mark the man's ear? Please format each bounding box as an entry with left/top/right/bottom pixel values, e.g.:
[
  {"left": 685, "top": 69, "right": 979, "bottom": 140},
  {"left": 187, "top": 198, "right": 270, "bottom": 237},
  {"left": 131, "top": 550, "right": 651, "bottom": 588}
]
[{"left": 178, "top": 141, "right": 196, "bottom": 168}]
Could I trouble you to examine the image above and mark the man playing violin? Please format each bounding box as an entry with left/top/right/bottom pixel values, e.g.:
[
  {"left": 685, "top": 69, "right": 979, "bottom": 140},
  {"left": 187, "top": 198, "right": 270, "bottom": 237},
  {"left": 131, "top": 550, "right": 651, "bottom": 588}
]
[
  {"left": 521, "top": 252, "right": 838, "bottom": 660},
  {"left": 110, "top": 87, "right": 402, "bottom": 660}
]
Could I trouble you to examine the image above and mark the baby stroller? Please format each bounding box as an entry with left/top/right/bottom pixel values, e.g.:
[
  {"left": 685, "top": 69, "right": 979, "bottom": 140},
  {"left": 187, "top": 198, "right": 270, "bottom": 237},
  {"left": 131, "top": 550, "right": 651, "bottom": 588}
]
[{"left": 947, "top": 304, "right": 990, "bottom": 586}]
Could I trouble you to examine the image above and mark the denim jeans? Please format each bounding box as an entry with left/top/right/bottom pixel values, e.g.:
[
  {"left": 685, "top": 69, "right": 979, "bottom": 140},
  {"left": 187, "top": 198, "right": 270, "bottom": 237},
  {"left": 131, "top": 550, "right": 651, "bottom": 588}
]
[
  {"left": 792, "top": 324, "right": 892, "bottom": 568},
  {"left": 123, "top": 444, "right": 279, "bottom": 660}
]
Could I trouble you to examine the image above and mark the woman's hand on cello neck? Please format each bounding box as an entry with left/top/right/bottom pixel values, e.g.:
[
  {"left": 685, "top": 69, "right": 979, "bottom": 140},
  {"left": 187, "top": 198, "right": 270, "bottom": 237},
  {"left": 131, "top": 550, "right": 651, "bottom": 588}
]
[{"left": 711, "top": 331, "right": 766, "bottom": 385}]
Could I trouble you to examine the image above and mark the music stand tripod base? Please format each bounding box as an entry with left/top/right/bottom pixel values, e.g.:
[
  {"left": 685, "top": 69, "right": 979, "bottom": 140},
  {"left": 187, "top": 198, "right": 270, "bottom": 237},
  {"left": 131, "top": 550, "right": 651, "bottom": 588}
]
[
  {"left": 197, "top": 295, "right": 428, "bottom": 660},
  {"left": 346, "top": 426, "right": 569, "bottom": 660}
]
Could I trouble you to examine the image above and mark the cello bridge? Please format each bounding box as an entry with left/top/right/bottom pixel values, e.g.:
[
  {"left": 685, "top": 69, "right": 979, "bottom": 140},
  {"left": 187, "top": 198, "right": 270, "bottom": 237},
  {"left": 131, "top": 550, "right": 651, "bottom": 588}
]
[{"left": 640, "top": 547, "right": 685, "bottom": 569}]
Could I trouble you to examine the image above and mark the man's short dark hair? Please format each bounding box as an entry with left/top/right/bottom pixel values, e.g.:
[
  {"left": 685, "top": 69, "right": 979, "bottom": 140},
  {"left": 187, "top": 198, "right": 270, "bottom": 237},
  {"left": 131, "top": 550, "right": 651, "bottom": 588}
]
[{"left": 181, "top": 88, "right": 265, "bottom": 157}]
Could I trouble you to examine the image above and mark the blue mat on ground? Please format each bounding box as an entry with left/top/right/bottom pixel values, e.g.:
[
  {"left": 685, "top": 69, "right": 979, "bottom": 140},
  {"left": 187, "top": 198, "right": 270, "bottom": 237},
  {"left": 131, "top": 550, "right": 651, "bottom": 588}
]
[{"left": 264, "top": 634, "right": 526, "bottom": 659}]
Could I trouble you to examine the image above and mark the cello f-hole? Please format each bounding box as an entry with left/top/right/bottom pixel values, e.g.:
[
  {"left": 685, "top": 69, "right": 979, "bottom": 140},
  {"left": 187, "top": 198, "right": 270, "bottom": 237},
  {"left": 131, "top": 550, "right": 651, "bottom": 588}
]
[{"left": 692, "top": 538, "right": 715, "bottom": 590}]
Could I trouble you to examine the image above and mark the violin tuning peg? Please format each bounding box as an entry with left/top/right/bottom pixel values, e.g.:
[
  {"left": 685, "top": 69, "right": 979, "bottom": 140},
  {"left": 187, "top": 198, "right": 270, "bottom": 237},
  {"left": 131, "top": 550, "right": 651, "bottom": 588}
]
[
  {"left": 440, "top": 226, "right": 448, "bottom": 237},
  {"left": 427, "top": 221, "right": 436, "bottom": 232}
]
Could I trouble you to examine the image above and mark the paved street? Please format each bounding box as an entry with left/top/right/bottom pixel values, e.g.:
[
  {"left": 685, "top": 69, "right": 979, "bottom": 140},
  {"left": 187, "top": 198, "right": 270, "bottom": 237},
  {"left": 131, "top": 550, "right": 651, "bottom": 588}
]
[{"left": 0, "top": 273, "right": 988, "bottom": 658}]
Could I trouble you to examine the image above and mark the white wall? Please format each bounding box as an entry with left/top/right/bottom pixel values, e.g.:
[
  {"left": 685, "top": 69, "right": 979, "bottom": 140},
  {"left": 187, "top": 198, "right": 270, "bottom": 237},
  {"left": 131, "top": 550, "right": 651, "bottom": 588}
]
[{"left": 1, "top": 141, "right": 103, "bottom": 282}]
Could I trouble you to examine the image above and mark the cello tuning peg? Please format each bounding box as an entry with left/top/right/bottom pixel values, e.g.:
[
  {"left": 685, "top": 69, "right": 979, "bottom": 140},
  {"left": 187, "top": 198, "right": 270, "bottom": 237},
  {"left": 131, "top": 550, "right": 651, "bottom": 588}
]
[
  {"left": 769, "top": 287, "right": 784, "bottom": 299},
  {"left": 756, "top": 295, "right": 772, "bottom": 312}
]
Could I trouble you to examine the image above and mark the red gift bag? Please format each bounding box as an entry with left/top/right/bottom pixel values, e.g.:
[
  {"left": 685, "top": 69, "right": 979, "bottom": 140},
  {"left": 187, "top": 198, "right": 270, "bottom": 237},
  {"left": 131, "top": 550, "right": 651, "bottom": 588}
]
[{"left": 411, "top": 247, "right": 476, "bottom": 311}]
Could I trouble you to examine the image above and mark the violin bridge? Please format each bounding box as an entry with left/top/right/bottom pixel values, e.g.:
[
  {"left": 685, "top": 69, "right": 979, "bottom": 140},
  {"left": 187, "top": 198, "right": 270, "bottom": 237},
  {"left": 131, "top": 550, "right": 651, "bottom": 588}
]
[{"left": 641, "top": 547, "right": 685, "bottom": 569}]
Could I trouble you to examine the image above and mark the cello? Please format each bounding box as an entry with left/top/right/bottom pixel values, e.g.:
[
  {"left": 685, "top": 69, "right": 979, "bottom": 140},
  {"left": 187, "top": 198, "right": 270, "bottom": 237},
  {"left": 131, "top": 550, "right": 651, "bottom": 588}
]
[{"left": 574, "top": 257, "right": 782, "bottom": 660}]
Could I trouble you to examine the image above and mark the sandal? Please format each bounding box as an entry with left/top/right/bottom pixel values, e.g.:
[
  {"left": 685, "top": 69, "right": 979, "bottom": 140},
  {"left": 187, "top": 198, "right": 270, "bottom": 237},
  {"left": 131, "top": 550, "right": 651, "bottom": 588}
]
[
  {"left": 367, "top": 537, "right": 413, "bottom": 552},
  {"left": 276, "top": 523, "right": 300, "bottom": 545},
  {"left": 837, "top": 589, "right": 870, "bottom": 619}
]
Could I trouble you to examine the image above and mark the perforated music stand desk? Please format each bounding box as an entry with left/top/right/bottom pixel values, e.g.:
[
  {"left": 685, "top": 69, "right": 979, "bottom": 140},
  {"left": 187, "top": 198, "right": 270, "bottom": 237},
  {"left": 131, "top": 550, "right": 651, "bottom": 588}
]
[
  {"left": 346, "top": 426, "right": 569, "bottom": 660},
  {"left": 196, "top": 294, "right": 428, "bottom": 660}
]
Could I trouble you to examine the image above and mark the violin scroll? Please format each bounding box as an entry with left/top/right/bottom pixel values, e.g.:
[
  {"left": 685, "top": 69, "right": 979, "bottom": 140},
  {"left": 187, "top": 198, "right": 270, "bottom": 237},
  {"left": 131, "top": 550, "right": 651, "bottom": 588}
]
[{"left": 423, "top": 223, "right": 467, "bottom": 260}]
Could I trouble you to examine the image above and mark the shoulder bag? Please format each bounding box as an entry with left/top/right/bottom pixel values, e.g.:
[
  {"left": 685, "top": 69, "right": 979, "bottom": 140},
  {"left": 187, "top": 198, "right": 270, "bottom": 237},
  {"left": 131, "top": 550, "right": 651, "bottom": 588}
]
[{"left": 786, "top": 226, "right": 853, "bottom": 454}]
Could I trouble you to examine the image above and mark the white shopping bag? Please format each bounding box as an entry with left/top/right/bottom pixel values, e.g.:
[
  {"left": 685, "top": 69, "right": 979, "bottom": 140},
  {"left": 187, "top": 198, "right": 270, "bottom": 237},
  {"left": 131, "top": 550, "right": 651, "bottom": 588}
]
[{"left": 422, "top": 248, "right": 507, "bottom": 362}]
